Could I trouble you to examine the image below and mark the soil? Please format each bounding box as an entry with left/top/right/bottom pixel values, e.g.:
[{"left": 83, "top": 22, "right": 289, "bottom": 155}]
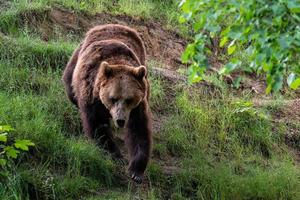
[
  {"left": 18, "top": 7, "right": 187, "bottom": 70},
  {"left": 253, "top": 98, "right": 300, "bottom": 122}
]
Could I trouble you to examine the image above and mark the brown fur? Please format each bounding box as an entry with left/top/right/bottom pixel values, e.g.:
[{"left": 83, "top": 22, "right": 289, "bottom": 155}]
[
  {"left": 81, "top": 24, "right": 146, "bottom": 65},
  {"left": 62, "top": 24, "right": 152, "bottom": 183}
]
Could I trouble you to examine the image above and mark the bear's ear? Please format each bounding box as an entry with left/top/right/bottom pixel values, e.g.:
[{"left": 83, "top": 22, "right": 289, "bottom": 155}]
[
  {"left": 133, "top": 66, "right": 147, "bottom": 79},
  {"left": 100, "top": 61, "right": 113, "bottom": 77}
]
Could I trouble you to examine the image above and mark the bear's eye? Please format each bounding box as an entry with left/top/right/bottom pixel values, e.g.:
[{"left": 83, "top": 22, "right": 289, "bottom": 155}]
[
  {"left": 125, "top": 98, "right": 133, "bottom": 105},
  {"left": 110, "top": 97, "right": 118, "bottom": 104}
]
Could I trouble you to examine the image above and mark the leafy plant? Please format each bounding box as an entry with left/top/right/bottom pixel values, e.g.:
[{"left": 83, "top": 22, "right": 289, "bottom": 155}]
[
  {"left": 180, "top": 0, "right": 300, "bottom": 93},
  {"left": 0, "top": 125, "right": 34, "bottom": 167}
]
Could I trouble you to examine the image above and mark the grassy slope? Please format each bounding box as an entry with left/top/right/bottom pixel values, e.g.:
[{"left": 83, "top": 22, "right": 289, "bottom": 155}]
[
  {"left": 0, "top": 1, "right": 300, "bottom": 200},
  {"left": 0, "top": 0, "right": 185, "bottom": 38}
]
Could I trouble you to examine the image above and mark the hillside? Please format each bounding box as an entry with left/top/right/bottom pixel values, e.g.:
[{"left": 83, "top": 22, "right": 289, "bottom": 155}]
[{"left": 0, "top": 1, "right": 300, "bottom": 199}]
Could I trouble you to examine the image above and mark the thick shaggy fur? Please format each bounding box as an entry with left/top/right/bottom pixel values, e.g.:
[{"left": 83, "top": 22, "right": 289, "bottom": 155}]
[{"left": 62, "top": 24, "right": 152, "bottom": 183}]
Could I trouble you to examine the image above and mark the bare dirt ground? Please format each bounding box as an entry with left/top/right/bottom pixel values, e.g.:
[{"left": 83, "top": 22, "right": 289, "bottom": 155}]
[{"left": 21, "top": 7, "right": 187, "bottom": 70}]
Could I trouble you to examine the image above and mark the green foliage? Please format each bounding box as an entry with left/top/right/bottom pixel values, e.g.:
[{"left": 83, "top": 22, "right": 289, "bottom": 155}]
[
  {"left": 0, "top": 125, "right": 35, "bottom": 167},
  {"left": 180, "top": 0, "right": 300, "bottom": 93}
]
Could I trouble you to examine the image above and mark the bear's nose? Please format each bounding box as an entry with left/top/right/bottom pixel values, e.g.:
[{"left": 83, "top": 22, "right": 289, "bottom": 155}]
[{"left": 116, "top": 119, "right": 125, "bottom": 128}]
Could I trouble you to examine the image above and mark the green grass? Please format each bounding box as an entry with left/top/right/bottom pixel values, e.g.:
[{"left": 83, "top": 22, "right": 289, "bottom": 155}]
[
  {"left": 0, "top": 36, "right": 75, "bottom": 68},
  {"left": 0, "top": 0, "right": 183, "bottom": 38},
  {"left": 148, "top": 75, "right": 166, "bottom": 110},
  {"left": 0, "top": 34, "right": 167, "bottom": 199},
  {"left": 1, "top": 33, "right": 300, "bottom": 199},
  {"left": 1, "top": 1, "right": 300, "bottom": 199},
  {"left": 117, "top": 0, "right": 156, "bottom": 19},
  {"left": 0, "top": 36, "right": 116, "bottom": 199},
  {"left": 0, "top": 60, "right": 116, "bottom": 198},
  {"left": 159, "top": 92, "right": 300, "bottom": 199}
]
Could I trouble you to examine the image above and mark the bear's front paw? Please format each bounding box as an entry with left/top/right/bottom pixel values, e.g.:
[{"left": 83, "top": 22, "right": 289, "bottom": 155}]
[{"left": 129, "top": 172, "right": 143, "bottom": 184}]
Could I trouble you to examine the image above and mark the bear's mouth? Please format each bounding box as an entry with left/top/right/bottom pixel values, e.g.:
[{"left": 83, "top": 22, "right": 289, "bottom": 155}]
[
  {"left": 115, "top": 119, "right": 125, "bottom": 128},
  {"left": 112, "top": 117, "right": 127, "bottom": 128}
]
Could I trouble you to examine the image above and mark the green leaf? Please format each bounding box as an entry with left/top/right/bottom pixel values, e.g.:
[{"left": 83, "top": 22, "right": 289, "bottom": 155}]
[
  {"left": 287, "top": 1, "right": 300, "bottom": 13},
  {"left": 227, "top": 41, "right": 236, "bottom": 55},
  {"left": 183, "top": 12, "right": 192, "bottom": 22},
  {"left": 189, "top": 74, "right": 203, "bottom": 83},
  {"left": 0, "top": 159, "right": 7, "bottom": 166},
  {"left": 278, "top": 35, "right": 293, "bottom": 49},
  {"left": 181, "top": 44, "right": 194, "bottom": 63},
  {"left": 244, "top": 26, "right": 252, "bottom": 34},
  {"left": 0, "top": 125, "right": 13, "bottom": 132},
  {"left": 0, "top": 133, "right": 7, "bottom": 142},
  {"left": 206, "top": 24, "right": 221, "bottom": 33},
  {"left": 219, "top": 61, "right": 241, "bottom": 75},
  {"left": 262, "top": 62, "right": 272, "bottom": 72},
  {"left": 178, "top": 15, "right": 186, "bottom": 24},
  {"left": 178, "top": 0, "right": 186, "bottom": 8},
  {"left": 188, "top": 63, "right": 205, "bottom": 83},
  {"left": 287, "top": 73, "right": 296, "bottom": 86},
  {"left": 228, "top": 28, "right": 243, "bottom": 40},
  {"left": 181, "top": 0, "right": 299, "bottom": 94},
  {"left": 233, "top": 76, "right": 243, "bottom": 89},
  {"left": 273, "top": 80, "right": 283, "bottom": 92},
  {"left": 193, "top": 14, "right": 206, "bottom": 31},
  {"left": 180, "top": 0, "right": 191, "bottom": 12},
  {"left": 287, "top": 73, "right": 300, "bottom": 89},
  {"left": 266, "top": 84, "right": 272, "bottom": 94},
  {"left": 4, "top": 146, "right": 20, "bottom": 159},
  {"left": 178, "top": 15, "right": 186, "bottom": 23},
  {"left": 221, "top": 26, "right": 231, "bottom": 37},
  {"left": 220, "top": 36, "right": 228, "bottom": 47},
  {"left": 15, "top": 140, "right": 35, "bottom": 151},
  {"left": 291, "top": 78, "right": 300, "bottom": 89}
]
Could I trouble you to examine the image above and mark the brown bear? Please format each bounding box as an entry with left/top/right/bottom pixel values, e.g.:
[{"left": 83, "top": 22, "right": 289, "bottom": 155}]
[{"left": 62, "top": 24, "right": 152, "bottom": 184}]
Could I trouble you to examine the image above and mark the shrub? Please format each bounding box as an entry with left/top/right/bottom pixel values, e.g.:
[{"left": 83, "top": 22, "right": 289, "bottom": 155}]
[{"left": 180, "top": 0, "right": 300, "bottom": 93}]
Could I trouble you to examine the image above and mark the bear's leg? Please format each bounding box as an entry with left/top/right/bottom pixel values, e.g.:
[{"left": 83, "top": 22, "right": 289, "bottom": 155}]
[
  {"left": 126, "top": 104, "right": 152, "bottom": 184},
  {"left": 79, "top": 101, "right": 123, "bottom": 159},
  {"left": 62, "top": 44, "right": 82, "bottom": 107}
]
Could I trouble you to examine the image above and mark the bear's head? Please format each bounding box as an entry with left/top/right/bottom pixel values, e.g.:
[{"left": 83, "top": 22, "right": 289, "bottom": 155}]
[{"left": 94, "top": 62, "right": 147, "bottom": 128}]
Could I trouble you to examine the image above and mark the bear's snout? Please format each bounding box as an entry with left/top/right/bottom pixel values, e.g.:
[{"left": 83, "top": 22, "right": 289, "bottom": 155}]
[{"left": 110, "top": 102, "right": 130, "bottom": 128}]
